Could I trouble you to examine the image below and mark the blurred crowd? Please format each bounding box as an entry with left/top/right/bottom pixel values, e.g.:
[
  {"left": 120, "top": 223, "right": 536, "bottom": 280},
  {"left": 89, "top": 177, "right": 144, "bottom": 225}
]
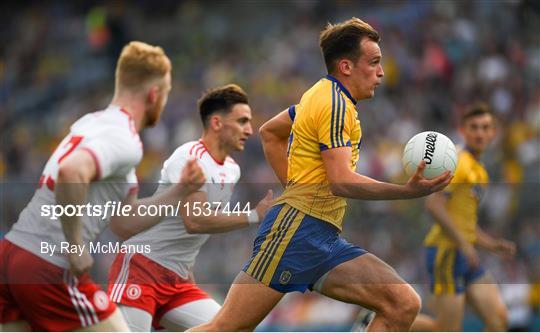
[{"left": 1, "top": 0, "right": 539, "bottom": 330}]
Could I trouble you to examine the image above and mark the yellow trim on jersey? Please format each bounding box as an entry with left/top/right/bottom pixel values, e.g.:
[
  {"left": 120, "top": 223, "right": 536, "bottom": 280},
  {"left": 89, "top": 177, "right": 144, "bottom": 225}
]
[{"left": 330, "top": 82, "right": 347, "bottom": 148}]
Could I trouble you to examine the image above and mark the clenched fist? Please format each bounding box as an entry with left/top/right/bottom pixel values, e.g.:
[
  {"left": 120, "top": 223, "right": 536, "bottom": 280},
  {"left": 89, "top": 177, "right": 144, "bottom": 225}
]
[{"left": 178, "top": 159, "right": 206, "bottom": 196}]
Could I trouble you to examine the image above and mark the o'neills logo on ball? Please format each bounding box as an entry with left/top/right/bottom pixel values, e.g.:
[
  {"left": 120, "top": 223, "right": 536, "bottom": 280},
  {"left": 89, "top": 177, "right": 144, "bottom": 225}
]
[{"left": 423, "top": 133, "right": 438, "bottom": 164}]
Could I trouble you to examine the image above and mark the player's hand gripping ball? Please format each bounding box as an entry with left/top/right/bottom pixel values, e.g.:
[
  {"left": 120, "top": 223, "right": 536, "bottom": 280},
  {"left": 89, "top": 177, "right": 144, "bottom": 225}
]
[{"left": 402, "top": 131, "right": 457, "bottom": 179}]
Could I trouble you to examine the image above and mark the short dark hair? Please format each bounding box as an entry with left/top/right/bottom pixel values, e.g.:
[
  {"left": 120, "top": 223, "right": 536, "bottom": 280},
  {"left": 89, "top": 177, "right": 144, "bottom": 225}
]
[
  {"left": 460, "top": 102, "right": 494, "bottom": 125},
  {"left": 319, "top": 17, "right": 380, "bottom": 74},
  {"left": 198, "top": 84, "right": 249, "bottom": 127}
]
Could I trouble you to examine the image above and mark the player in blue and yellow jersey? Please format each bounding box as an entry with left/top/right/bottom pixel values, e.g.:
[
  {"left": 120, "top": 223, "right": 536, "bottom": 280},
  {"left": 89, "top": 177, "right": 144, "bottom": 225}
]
[
  {"left": 189, "top": 18, "right": 452, "bottom": 332},
  {"left": 412, "top": 104, "right": 516, "bottom": 331}
]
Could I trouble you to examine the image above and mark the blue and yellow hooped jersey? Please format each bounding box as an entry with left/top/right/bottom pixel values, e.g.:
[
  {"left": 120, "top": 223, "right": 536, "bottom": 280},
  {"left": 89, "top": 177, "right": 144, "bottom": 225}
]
[
  {"left": 424, "top": 148, "right": 489, "bottom": 247},
  {"left": 275, "top": 75, "right": 362, "bottom": 230}
]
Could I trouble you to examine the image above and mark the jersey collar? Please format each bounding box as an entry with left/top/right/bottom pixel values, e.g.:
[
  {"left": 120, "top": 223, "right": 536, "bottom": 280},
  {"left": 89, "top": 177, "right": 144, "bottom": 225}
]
[
  {"left": 325, "top": 74, "right": 357, "bottom": 105},
  {"left": 464, "top": 145, "right": 481, "bottom": 160},
  {"left": 109, "top": 104, "right": 134, "bottom": 121},
  {"left": 199, "top": 139, "right": 225, "bottom": 166}
]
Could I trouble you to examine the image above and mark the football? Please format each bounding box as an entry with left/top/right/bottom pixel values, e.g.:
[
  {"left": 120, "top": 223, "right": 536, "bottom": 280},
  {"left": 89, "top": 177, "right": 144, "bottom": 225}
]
[{"left": 402, "top": 131, "right": 457, "bottom": 179}]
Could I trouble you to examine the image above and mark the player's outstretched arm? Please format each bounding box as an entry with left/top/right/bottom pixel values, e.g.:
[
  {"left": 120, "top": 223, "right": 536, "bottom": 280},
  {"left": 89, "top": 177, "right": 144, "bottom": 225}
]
[
  {"left": 425, "top": 192, "right": 480, "bottom": 268},
  {"left": 475, "top": 227, "right": 516, "bottom": 259},
  {"left": 56, "top": 150, "right": 98, "bottom": 276},
  {"left": 260, "top": 109, "right": 292, "bottom": 186},
  {"left": 321, "top": 147, "right": 452, "bottom": 200},
  {"left": 110, "top": 159, "right": 205, "bottom": 240},
  {"left": 180, "top": 189, "right": 273, "bottom": 234}
]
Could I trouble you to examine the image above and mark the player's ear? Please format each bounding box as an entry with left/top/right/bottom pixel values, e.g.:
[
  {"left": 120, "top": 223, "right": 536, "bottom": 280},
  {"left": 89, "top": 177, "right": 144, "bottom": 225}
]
[
  {"left": 209, "top": 114, "right": 223, "bottom": 131},
  {"left": 338, "top": 59, "right": 353, "bottom": 76},
  {"left": 147, "top": 85, "right": 159, "bottom": 105}
]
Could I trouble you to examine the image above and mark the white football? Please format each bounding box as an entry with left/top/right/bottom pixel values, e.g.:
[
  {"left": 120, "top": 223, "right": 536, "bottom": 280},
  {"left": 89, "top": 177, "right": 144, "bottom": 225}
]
[{"left": 402, "top": 131, "right": 457, "bottom": 179}]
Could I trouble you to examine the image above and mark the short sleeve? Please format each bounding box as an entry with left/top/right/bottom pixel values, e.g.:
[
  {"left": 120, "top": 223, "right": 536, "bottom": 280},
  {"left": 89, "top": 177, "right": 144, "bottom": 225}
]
[
  {"left": 79, "top": 131, "right": 141, "bottom": 180},
  {"left": 288, "top": 105, "right": 296, "bottom": 121},
  {"left": 161, "top": 152, "right": 209, "bottom": 193},
  {"left": 316, "top": 93, "right": 353, "bottom": 151}
]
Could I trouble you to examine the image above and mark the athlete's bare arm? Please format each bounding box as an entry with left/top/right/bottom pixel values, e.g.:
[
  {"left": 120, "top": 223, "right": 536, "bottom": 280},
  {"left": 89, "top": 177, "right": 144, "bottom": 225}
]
[
  {"left": 56, "top": 150, "right": 98, "bottom": 276},
  {"left": 180, "top": 189, "right": 273, "bottom": 234},
  {"left": 110, "top": 159, "right": 206, "bottom": 240},
  {"left": 425, "top": 192, "right": 479, "bottom": 267},
  {"left": 321, "top": 147, "right": 452, "bottom": 200},
  {"left": 259, "top": 110, "right": 292, "bottom": 186},
  {"left": 475, "top": 227, "right": 516, "bottom": 259}
]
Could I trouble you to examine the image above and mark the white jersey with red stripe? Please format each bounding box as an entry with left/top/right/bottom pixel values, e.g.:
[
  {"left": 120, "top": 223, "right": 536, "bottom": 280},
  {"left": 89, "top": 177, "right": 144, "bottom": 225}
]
[
  {"left": 6, "top": 105, "right": 142, "bottom": 268},
  {"left": 123, "top": 140, "right": 241, "bottom": 279}
]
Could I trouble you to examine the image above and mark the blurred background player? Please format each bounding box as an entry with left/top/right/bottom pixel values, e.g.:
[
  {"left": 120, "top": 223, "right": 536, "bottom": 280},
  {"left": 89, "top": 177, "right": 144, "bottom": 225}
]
[
  {"left": 0, "top": 41, "right": 205, "bottom": 331},
  {"left": 354, "top": 103, "right": 519, "bottom": 331},
  {"left": 189, "top": 17, "right": 452, "bottom": 332},
  {"left": 411, "top": 103, "right": 517, "bottom": 331},
  {"left": 107, "top": 84, "right": 274, "bottom": 331}
]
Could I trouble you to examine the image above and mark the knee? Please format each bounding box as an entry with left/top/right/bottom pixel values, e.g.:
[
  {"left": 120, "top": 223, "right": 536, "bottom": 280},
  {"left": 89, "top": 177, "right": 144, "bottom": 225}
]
[
  {"left": 379, "top": 285, "right": 421, "bottom": 325},
  {"left": 400, "top": 287, "right": 422, "bottom": 319}
]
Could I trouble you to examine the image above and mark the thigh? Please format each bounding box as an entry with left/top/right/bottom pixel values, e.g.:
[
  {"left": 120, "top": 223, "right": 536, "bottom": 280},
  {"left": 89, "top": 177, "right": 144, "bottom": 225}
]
[
  {"left": 433, "top": 293, "right": 466, "bottom": 331},
  {"left": 318, "top": 253, "right": 412, "bottom": 311},
  {"left": 117, "top": 305, "right": 152, "bottom": 332},
  {"left": 160, "top": 298, "right": 221, "bottom": 331},
  {"left": 465, "top": 274, "right": 506, "bottom": 325},
  {"left": 209, "top": 272, "right": 284, "bottom": 331}
]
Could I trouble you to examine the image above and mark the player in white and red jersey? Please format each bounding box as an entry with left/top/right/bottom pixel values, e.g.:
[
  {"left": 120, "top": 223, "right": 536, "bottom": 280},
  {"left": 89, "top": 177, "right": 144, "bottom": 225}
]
[
  {"left": 108, "top": 84, "right": 274, "bottom": 331},
  {"left": 0, "top": 41, "right": 205, "bottom": 331}
]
